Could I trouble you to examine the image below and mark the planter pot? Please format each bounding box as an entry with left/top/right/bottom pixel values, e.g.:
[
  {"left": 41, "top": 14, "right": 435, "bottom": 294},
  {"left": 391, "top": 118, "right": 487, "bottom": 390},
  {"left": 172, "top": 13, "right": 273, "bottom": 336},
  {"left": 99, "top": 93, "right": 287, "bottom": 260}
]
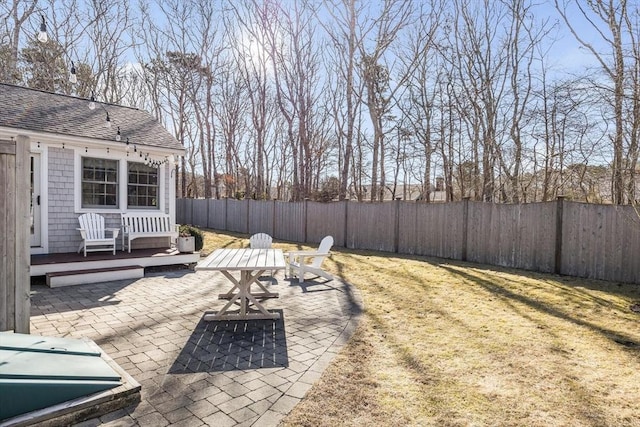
[{"left": 177, "top": 236, "right": 195, "bottom": 253}]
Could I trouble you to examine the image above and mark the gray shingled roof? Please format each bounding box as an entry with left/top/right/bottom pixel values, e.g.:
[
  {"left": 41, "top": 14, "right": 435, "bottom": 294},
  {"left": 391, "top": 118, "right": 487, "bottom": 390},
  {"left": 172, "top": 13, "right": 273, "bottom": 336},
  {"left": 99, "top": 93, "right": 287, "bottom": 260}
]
[{"left": 0, "top": 83, "right": 183, "bottom": 152}]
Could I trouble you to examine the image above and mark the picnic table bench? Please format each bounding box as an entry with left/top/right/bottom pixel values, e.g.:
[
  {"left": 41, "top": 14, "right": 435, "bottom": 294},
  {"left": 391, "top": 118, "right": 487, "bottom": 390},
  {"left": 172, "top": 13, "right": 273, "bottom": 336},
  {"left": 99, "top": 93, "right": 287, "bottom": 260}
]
[{"left": 121, "top": 212, "right": 179, "bottom": 253}]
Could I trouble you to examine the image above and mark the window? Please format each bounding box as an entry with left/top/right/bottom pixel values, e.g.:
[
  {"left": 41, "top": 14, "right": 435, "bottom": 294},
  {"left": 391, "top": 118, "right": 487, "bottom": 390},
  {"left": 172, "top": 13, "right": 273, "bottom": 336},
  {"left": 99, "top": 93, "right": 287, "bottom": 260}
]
[
  {"left": 127, "top": 162, "right": 158, "bottom": 208},
  {"left": 81, "top": 157, "right": 118, "bottom": 208}
]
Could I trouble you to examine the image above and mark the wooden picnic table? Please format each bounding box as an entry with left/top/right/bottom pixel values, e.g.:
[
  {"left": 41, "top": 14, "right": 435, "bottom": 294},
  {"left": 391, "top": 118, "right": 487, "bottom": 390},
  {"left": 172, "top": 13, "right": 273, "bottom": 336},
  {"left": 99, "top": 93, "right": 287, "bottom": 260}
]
[{"left": 195, "top": 248, "right": 286, "bottom": 320}]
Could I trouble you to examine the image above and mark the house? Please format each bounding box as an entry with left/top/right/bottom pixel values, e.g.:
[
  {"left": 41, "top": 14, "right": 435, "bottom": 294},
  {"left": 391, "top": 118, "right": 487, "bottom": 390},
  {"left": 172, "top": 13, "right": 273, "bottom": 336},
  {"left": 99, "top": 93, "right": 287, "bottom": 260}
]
[
  {"left": 355, "top": 183, "right": 448, "bottom": 202},
  {"left": 0, "top": 83, "right": 184, "bottom": 256}
]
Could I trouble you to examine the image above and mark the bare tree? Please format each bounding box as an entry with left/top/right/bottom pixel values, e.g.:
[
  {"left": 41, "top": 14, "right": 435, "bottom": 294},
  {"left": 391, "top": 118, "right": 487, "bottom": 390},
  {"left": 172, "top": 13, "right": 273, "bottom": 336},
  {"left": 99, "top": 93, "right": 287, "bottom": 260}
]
[
  {"left": 258, "top": 0, "right": 325, "bottom": 200},
  {"left": 188, "top": 0, "right": 222, "bottom": 199},
  {"left": 0, "top": 0, "right": 37, "bottom": 84},
  {"left": 227, "top": 1, "right": 275, "bottom": 199},
  {"left": 85, "top": 0, "right": 134, "bottom": 102},
  {"left": 137, "top": 0, "right": 199, "bottom": 197},
  {"left": 358, "top": 0, "right": 417, "bottom": 201},
  {"left": 7, "top": 0, "right": 637, "bottom": 205},
  {"left": 17, "top": 0, "right": 91, "bottom": 95},
  {"left": 556, "top": 0, "right": 640, "bottom": 205},
  {"left": 495, "top": 0, "right": 552, "bottom": 203},
  {"left": 396, "top": 1, "right": 443, "bottom": 201},
  {"left": 445, "top": 0, "right": 510, "bottom": 202},
  {"left": 321, "top": 0, "right": 366, "bottom": 201},
  {"left": 215, "top": 58, "right": 249, "bottom": 199}
]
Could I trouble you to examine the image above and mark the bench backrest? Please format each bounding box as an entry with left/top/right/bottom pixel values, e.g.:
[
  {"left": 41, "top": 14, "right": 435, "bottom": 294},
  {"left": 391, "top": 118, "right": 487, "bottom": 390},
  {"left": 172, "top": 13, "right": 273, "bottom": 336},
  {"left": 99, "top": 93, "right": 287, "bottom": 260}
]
[{"left": 121, "top": 213, "right": 173, "bottom": 233}]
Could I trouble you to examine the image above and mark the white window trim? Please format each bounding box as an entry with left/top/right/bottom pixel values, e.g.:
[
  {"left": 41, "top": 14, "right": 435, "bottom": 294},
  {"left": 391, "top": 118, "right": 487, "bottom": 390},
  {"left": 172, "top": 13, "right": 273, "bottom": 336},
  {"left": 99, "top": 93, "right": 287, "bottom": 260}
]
[
  {"left": 125, "top": 161, "right": 164, "bottom": 210},
  {"left": 75, "top": 148, "right": 166, "bottom": 214}
]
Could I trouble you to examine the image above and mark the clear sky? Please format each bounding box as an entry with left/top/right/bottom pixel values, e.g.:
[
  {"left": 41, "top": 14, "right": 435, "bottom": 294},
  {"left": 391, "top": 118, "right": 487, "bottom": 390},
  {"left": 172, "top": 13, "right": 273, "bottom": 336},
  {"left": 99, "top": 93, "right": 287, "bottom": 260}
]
[{"left": 535, "top": 1, "right": 607, "bottom": 73}]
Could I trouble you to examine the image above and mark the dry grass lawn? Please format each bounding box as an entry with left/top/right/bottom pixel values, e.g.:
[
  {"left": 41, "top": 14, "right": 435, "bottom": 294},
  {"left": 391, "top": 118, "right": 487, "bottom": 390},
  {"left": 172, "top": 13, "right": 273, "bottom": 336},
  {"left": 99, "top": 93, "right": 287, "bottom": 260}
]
[{"left": 200, "top": 230, "right": 640, "bottom": 427}]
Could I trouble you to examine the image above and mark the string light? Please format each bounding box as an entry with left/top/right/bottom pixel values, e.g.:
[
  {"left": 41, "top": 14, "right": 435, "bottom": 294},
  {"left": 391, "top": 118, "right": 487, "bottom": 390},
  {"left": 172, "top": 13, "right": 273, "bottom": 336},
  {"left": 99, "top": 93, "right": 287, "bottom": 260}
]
[
  {"left": 37, "top": 15, "right": 48, "bottom": 43},
  {"left": 34, "top": 15, "right": 178, "bottom": 173},
  {"left": 69, "top": 61, "right": 77, "bottom": 84},
  {"left": 34, "top": 15, "right": 172, "bottom": 170},
  {"left": 37, "top": 15, "right": 77, "bottom": 85}
]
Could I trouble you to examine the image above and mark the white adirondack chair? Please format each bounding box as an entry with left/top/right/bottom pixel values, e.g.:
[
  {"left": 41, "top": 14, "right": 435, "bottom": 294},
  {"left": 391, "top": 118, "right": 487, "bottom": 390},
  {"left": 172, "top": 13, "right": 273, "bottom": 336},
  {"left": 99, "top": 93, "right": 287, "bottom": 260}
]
[
  {"left": 288, "top": 235, "right": 334, "bottom": 283},
  {"left": 250, "top": 233, "right": 275, "bottom": 277},
  {"left": 250, "top": 233, "right": 273, "bottom": 249},
  {"left": 77, "top": 213, "right": 120, "bottom": 257}
]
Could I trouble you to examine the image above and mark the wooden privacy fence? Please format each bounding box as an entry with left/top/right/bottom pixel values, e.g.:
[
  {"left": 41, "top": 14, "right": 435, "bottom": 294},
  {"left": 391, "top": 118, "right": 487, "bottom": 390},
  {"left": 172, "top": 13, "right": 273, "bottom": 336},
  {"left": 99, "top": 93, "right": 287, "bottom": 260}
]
[
  {"left": 177, "top": 197, "right": 640, "bottom": 285},
  {"left": 0, "top": 137, "right": 30, "bottom": 333}
]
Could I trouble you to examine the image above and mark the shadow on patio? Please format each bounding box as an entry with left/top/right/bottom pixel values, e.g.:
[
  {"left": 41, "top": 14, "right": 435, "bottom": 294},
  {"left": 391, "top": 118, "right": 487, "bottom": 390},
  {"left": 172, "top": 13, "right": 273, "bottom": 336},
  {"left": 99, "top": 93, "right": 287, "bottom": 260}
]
[{"left": 169, "top": 310, "right": 289, "bottom": 373}]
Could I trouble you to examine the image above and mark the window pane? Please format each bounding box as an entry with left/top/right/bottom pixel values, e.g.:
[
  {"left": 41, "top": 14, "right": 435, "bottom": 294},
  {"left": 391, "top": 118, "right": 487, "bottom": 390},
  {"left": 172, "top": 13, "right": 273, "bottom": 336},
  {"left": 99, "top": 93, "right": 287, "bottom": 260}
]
[
  {"left": 127, "top": 162, "right": 158, "bottom": 208},
  {"left": 81, "top": 157, "right": 118, "bottom": 208}
]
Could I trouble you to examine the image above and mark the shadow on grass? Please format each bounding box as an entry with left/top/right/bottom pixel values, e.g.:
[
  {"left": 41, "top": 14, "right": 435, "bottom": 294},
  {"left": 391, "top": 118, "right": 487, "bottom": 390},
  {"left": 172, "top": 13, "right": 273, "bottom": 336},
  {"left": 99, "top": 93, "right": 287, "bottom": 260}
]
[
  {"left": 438, "top": 264, "right": 639, "bottom": 348},
  {"left": 169, "top": 310, "right": 288, "bottom": 373}
]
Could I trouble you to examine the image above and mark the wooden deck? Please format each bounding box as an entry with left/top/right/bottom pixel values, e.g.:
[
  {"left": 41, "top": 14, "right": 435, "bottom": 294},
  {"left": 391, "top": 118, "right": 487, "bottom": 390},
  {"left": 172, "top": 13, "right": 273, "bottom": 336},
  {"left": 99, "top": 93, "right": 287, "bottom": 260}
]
[{"left": 30, "top": 248, "right": 201, "bottom": 277}]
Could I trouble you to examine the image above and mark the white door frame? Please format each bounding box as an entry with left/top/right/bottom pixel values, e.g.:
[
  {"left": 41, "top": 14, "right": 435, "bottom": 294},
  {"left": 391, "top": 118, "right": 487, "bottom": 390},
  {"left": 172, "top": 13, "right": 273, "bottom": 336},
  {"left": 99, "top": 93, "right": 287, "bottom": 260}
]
[
  {"left": 29, "top": 148, "right": 48, "bottom": 254},
  {"left": 30, "top": 153, "right": 41, "bottom": 248}
]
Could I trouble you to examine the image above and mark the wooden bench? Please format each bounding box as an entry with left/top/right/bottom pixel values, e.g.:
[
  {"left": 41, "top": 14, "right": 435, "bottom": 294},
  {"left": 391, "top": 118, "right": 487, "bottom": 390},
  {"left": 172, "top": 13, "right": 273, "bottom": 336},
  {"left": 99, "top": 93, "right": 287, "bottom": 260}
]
[{"left": 121, "top": 212, "right": 179, "bottom": 253}]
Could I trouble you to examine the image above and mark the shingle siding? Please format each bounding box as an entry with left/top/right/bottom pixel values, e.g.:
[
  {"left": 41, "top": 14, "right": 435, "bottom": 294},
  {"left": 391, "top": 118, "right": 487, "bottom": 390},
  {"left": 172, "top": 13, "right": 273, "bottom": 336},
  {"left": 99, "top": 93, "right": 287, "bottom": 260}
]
[
  {"left": 47, "top": 147, "right": 78, "bottom": 253},
  {"left": 46, "top": 147, "right": 175, "bottom": 253}
]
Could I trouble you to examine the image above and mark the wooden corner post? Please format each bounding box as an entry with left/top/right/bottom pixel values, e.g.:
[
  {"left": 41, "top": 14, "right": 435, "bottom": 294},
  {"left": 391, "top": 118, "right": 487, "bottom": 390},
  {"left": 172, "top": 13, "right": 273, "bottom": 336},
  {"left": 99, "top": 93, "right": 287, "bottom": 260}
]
[
  {"left": 555, "top": 196, "right": 565, "bottom": 275},
  {"left": 0, "top": 136, "right": 31, "bottom": 333}
]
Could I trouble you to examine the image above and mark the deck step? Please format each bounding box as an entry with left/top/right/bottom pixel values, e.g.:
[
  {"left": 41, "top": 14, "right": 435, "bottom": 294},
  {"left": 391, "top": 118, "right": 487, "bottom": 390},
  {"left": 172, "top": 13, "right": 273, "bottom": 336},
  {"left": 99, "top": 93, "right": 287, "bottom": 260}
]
[{"left": 46, "top": 266, "right": 145, "bottom": 288}]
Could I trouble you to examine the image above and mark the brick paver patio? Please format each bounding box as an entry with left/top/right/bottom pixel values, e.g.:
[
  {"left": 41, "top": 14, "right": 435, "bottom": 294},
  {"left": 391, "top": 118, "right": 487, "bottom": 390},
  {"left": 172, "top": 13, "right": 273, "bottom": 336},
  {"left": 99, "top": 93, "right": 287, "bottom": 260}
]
[{"left": 29, "top": 268, "right": 362, "bottom": 426}]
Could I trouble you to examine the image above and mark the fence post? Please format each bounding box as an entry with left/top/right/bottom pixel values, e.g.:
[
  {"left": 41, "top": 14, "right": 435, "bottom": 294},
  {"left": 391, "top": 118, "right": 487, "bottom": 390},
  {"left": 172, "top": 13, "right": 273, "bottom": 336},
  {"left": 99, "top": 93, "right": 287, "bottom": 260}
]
[
  {"left": 189, "top": 198, "right": 194, "bottom": 225},
  {"left": 246, "top": 198, "right": 250, "bottom": 234},
  {"left": 343, "top": 199, "right": 349, "bottom": 248},
  {"left": 555, "top": 196, "right": 565, "bottom": 274},
  {"left": 304, "top": 198, "right": 309, "bottom": 243},
  {"left": 272, "top": 199, "right": 276, "bottom": 237},
  {"left": 394, "top": 197, "right": 401, "bottom": 253},
  {"left": 462, "top": 197, "right": 470, "bottom": 261},
  {"left": 224, "top": 197, "right": 228, "bottom": 231},
  {"left": 206, "top": 198, "right": 210, "bottom": 229}
]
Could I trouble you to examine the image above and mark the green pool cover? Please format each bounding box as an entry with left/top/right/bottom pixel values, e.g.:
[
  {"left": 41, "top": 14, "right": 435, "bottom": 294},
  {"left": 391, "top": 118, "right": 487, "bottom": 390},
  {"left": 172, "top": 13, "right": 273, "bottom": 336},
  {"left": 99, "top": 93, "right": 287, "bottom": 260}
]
[{"left": 0, "top": 332, "right": 122, "bottom": 421}]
